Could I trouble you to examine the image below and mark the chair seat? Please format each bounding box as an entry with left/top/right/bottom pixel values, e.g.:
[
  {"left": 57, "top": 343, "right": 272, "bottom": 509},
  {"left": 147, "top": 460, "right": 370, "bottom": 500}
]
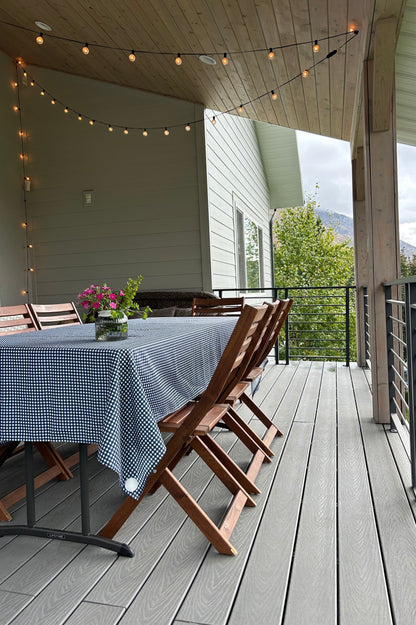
[{"left": 160, "top": 402, "right": 229, "bottom": 434}]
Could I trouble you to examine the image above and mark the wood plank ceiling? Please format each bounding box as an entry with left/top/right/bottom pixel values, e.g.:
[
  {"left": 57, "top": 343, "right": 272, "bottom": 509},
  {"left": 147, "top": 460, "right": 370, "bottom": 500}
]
[{"left": 0, "top": 0, "right": 408, "bottom": 143}]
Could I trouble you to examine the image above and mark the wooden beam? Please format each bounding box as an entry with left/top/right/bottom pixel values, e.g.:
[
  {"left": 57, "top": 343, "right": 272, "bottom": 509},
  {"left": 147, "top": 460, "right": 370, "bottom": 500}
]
[{"left": 372, "top": 16, "right": 396, "bottom": 132}]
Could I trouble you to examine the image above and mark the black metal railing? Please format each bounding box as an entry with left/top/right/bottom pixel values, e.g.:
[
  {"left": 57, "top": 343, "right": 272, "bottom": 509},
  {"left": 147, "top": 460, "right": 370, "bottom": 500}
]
[
  {"left": 363, "top": 286, "right": 371, "bottom": 366},
  {"left": 214, "top": 285, "right": 356, "bottom": 365},
  {"left": 385, "top": 277, "right": 416, "bottom": 489}
]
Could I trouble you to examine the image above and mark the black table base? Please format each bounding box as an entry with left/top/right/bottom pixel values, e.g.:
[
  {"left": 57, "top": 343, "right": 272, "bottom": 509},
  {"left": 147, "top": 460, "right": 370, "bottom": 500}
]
[{"left": 0, "top": 442, "right": 134, "bottom": 557}]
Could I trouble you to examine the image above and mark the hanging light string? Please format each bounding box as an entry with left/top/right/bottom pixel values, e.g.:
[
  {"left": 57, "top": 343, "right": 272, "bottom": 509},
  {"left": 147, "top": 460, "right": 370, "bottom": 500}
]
[
  {"left": 14, "top": 31, "right": 359, "bottom": 136},
  {"left": 13, "top": 65, "right": 34, "bottom": 298},
  {"left": 1, "top": 19, "right": 358, "bottom": 63},
  {"left": 14, "top": 30, "right": 359, "bottom": 135}
]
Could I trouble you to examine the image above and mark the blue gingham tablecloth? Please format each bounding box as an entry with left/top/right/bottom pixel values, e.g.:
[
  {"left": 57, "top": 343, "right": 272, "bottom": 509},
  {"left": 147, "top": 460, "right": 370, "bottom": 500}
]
[{"left": 0, "top": 317, "right": 236, "bottom": 498}]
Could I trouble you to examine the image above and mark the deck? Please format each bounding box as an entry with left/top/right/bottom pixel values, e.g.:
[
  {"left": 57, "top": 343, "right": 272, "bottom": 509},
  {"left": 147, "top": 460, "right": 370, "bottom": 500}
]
[{"left": 1, "top": 360, "right": 416, "bottom": 625}]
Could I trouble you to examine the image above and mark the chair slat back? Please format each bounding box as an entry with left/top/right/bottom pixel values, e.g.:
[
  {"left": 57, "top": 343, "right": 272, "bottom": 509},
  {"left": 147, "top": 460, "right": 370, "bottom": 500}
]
[
  {"left": 242, "top": 298, "right": 293, "bottom": 378},
  {"left": 30, "top": 302, "right": 82, "bottom": 329},
  {"left": 0, "top": 305, "right": 38, "bottom": 335},
  {"left": 192, "top": 297, "right": 245, "bottom": 317}
]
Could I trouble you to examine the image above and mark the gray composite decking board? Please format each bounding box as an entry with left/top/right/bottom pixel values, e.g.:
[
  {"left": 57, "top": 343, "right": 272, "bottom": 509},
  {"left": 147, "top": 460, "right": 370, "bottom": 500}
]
[
  {"left": 337, "top": 365, "right": 392, "bottom": 625},
  {"left": 283, "top": 362, "right": 337, "bottom": 625},
  {"left": 351, "top": 365, "right": 416, "bottom": 625},
  {"left": 0, "top": 456, "right": 106, "bottom": 582},
  {"left": 225, "top": 421, "right": 314, "bottom": 625},
  {"left": 293, "top": 360, "right": 324, "bottom": 423},
  {"left": 0, "top": 462, "right": 122, "bottom": 595},
  {"left": 63, "top": 602, "right": 125, "bottom": 625},
  {"left": 176, "top": 361, "right": 312, "bottom": 625},
  {"left": 0, "top": 590, "right": 33, "bottom": 625}
]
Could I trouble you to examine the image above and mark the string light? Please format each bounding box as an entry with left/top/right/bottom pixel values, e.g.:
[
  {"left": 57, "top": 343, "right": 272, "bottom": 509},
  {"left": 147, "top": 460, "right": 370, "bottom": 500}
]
[
  {"left": 28, "top": 267, "right": 34, "bottom": 272},
  {"left": 82, "top": 43, "right": 90, "bottom": 55},
  {"left": 30, "top": 80, "right": 35, "bottom": 86},
  {"left": 21, "top": 290, "right": 28, "bottom": 295},
  {"left": 19, "top": 153, "right": 24, "bottom": 160},
  {"left": 129, "top": 50, "right": 136, "bottom": 62},
  {"left": 268, "top": 48, "right": 275, "bottom": 60},
  {"left": 175, "top": 53, "right": 182, "bottom": 66},
  {"left": 12, "top": 81, "right": 18, "bottom": 88},
  {"left": 108, "top": 124, "right": 113, "bottom": 131},
  {"left": 313, "top": 40, "right": 320, "bottom": 52},
  {"left": 222, "top": 53, "right": 228, "bottom": 66},
  {"left": 14, "top": 31, "right": 357, "bottom": 140},
  {"left": 13, "top": 104, "right": 19, "bottom": 111},
  {"left": 36, "top": 33, "right": 44, "bottom": 45},
  {"left": 21, "top": 221, "right": 27, "bottom": 228}
]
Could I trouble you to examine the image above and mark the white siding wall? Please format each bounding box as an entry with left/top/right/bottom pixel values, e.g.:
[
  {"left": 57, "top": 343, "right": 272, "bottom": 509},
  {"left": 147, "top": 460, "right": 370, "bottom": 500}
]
[
  {"left": 13, "top": 64, "right": 208, "bottom": 302},
  {"left": 0, "top": 52, "right": 28, "bottom": 305},
  {"left": 204, "top": 111, "right": 272, "bottom": 291}
]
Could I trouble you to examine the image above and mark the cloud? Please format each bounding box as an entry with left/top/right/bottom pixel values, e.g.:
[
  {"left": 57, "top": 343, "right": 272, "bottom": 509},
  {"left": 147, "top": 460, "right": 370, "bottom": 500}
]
[{"left": 296, "top": 131, "right": 416, "bottom": 245}]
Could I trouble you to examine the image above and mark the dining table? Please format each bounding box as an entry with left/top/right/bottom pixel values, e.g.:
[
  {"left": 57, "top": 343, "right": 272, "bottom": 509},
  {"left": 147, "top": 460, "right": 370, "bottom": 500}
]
[{"left": 0, "top": 315, "right": 236, "bottom": 556}]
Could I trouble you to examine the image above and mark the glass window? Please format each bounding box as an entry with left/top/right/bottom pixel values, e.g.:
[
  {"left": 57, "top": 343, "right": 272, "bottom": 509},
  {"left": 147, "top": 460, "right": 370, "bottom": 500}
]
[{"left": 236, "top": 209, "right": 264, "bottom": 290}]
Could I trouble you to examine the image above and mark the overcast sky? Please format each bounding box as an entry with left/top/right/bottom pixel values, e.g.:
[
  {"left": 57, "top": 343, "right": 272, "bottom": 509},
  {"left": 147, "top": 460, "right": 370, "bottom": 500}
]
[{"left": 296, "top": 130, "right": 416, "bottom": 246}]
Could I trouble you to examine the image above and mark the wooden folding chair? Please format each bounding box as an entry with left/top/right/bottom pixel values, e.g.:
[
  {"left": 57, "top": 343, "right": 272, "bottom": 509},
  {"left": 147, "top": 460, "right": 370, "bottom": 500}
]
[
  {"left": 29, "top": 302, "right": 82, "bottom": 329},
  {"left": 100, "top": 304, "right": 270, "bottom": 554},
  {"left": 221, "top": 299, "right": 294, "bottom": 462},
  {"left": 0, "top": 304, "right": 84, "bottom": 521},
  {"left": 192, "top": 296, "right": 245, "bottom": 316}
]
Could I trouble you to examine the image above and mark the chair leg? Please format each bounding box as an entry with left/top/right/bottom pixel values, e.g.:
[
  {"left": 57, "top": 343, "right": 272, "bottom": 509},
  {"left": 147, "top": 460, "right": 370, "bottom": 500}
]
[
  {"left": 190, "top": 437, "right": 256, "bottom": 506},
  {"left": 203, "top": 435, "right": 261, "bottom": 494},
  {"left": 223, "top": 407, "right": 274, "bottom": 462},
  {"left": 159, "top": 468, "right": 238, "bottom": 555},
  {"left": 34, "top": 442, "right": 73, "bottom": 480},
  {"left": 241, "top": 392, "right": 283, "bottom": 435}
]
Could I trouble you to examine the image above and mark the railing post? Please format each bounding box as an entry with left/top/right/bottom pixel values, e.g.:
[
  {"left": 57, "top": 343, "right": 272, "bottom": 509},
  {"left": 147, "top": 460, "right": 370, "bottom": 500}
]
[
  {"left": 406, "top": 282, "right": 416, "bottom": 490},
  {"left": 385, "top": 285, "right": 396, "bottom": 429},
  {"left": 345, "top": 287, "right": 350, "bottom": 366},
  {"left": 284, "top": 287, "right": 290, "bottom": 365}
]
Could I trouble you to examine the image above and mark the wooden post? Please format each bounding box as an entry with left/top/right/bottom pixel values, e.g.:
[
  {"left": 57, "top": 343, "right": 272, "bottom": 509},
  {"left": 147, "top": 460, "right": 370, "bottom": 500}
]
[
  {"left": 362, "top": 17, "right": 400, "bottom": 423},
  {"left": 352, "top": 146, "right": 368, "bottom": 367}
]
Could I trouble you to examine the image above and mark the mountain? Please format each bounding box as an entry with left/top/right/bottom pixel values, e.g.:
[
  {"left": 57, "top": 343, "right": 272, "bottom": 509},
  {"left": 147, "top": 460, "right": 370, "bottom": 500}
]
[{"left": 315, "top": 209, "right": 416, "bottom": 258}]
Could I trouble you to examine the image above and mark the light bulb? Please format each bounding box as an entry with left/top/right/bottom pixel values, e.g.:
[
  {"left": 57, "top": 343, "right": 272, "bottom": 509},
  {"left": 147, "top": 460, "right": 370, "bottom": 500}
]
[
  {"left": 82, "top": 43, "right": 90, "bottom": 55},
  {"left": 51, "top": 98, "right": 56, "bottom": 104},
  {"left": 349, "top": 22, "right": 358, "bottom": 32},
  {"left": 142, "top": 129, "right": 148, "bottom": 137},
  {"left": 19, "top": 153, "right": 24, "bottom": 160},
  {"left": 78, "top": 113, "right": 82, "bottom": 120},
  {"left": 21, "top": 290, "right": 27, "bottom": 295},
  {"left": 124, "top": 128, "right": 129, "bottom": 135},
  {"left": 23, "top": 71, "right": 27, "bottom": 77},
  {"left": 30, "top": 80, "right": 35, "bottom": 86},
  {"left": 313, "top": 40, "right": 320, "bottom": 52},
  {"left": 22, "top": 222, "right": 27, "bottom": 228},
  {"left": 185, "top": 123, "right": 191, "bottom": 132},
  {"left": 238, "top": 105, "right": 243, "bottom": 113},
  {"left": 175, "top": 53, "right": 182, "bottom": 66},
  {"left": 108, "top": 125, "right": 113, "bottom": 132},
  {"left": 36, "top": 33, "right": 44, "bottom": 45},
  {"left": 89, "top": 119, "right": 94, "bottom": 126},
  {"left": 268, "top": 48, "right": 275, "bottom": 60},
  {"left": 18, "top": 130, "right": 23, "bottom": 137},
  {"left": 28, "top": 267, "right": 34, "bottom": 272},
  {"left": 13, "top": 105, "right": 19, "bottom": 112},
  {"left": 164, "top": 127, "right": 169, "bottom": 136},
  {"left": 302, "top": 69, "right": 309, "bottom": 77},
  {"left": 40, "top": 89, "right": 45, "bottom": 96},
  {"left": 271, "top": 91, "right": 278, "bottom": 100},
  {"left": 64, "top": 107, "right": 69, "bottom": 113},
  {"left": 129, "top": 50, "right": 136, "bottom": 62},
  {"left": 28, "top": 243, "right": 33, "bottom": 248},
  {"left": 222, "top": 53, "right": 228, "bottom": 66},
  {"left": 212, "top": 116, "right": 216, "bottom": 125},
  {"left": 12, "top": 81, "right": 18, "bottom": 88}
]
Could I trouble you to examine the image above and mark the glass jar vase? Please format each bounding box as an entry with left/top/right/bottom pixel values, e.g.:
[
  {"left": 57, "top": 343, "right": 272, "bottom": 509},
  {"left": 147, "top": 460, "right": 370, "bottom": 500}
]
[{"left": 95, "top": 310, "right": 128, "bottom": 341}]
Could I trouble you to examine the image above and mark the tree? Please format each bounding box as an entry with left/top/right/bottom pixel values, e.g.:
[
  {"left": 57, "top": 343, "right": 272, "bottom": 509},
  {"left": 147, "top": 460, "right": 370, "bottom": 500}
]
[{"left": 272, "top": 197, "right": 356, "bottom": 361}]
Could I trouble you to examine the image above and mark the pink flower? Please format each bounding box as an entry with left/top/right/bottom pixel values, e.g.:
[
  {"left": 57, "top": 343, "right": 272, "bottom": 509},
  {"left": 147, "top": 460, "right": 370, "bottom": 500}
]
[
  {"left": 96, "top": 293, "right": 103, "bottom": 301},
  {"left": 109, "top": 302, "right": 117, "bottom": 309},
  {"left": 109, "top": 293, "right": 117, "bottom": 300},
  {"left": 81, "top": 300, "right": 89, "bottom": 309},
  {"left": 119, "top": 290, "right": 124, "bottom": 296},
  {"left": 92, "top": 302, "right": 100, "bottom": 309}
]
